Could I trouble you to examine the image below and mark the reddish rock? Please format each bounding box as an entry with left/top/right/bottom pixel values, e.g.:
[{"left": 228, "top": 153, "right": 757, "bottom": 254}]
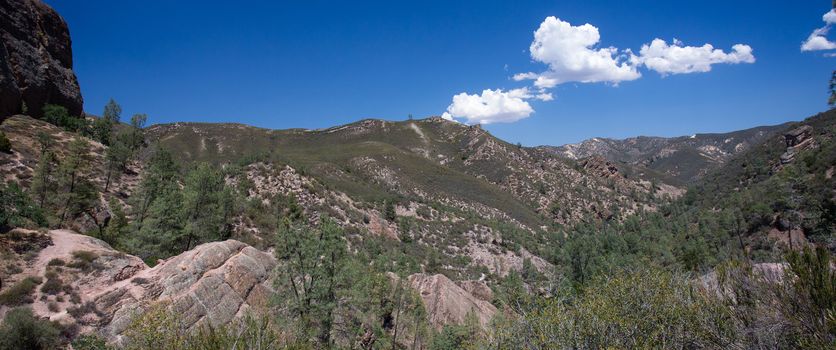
[{"left": 0, "top": 0, "right": 83, "bottom": 120}]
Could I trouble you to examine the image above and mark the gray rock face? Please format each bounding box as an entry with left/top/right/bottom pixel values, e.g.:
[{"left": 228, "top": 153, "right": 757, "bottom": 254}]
[
  {"left": 0, "top": 0, "right": 83, "bottom": 120},
  {"left": 408, "top": 273, "right": 497, "bottom": 330},
  {"left": 96, "top": 240, "right": 276, "bottom": 344}
]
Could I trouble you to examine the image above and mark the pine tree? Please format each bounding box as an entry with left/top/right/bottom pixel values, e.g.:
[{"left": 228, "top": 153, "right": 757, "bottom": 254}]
[
  {"left": 102, "top": 98, "right": 122, "bottom": 124},
  {"left": 92, "top": 99, "right": 122, "bottom": 145},
  {"left": 274, "top": 217, "right": 346, "bottom": 345},
  {"left": 126, "top": 113, "right": 147, "bottom": 152},
  {"left": 181, "top": 163, "right": 226, "bottom": 251},
  {"left": 103, "top": 138, "right": 130, "bottom": 192},
  {"left": 58, "top": 138, "right": 96, "bottom": 224},
  {"left": 134, "top": 185, "right": 184, "bottom": 261},
  {"left": 131, "top": 147, "right": 179, "bottom": 230},
  {"left": 104, "top": 198, "right": 127, "bottom": 246},
  {"left": 30, "top": 133, "right": 57, "bottom": 210}
]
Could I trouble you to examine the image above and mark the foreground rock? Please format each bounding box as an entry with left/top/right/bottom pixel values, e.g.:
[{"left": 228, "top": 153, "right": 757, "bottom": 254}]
[
  {"left": 0, "top": 0, "right": 84, "bottom": 120},
  {"left": 0, "top": 230, "right": 276, "bottom": 345},
  {"left": 2, "top": 229, "right": 504, "bottom": 345},
  {"left": 97, "top": 240, "right": 277, "bottom": 344},
  {"left": 408, "top": 273, "right": 497, "bottom": 329}
]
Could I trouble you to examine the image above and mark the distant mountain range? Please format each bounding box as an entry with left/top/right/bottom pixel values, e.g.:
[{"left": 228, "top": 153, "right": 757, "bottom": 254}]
[{"left": 544, "top": 123, "right": 789, "bottom": 184}]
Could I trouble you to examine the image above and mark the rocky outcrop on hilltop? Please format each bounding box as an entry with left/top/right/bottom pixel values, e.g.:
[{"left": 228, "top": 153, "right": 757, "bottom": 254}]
[
  {"left": 0, "top": 0, "right": 83, "bottom": 120},
  {"left": 779, "top": 125, "right": 815, "bottom": 164}
]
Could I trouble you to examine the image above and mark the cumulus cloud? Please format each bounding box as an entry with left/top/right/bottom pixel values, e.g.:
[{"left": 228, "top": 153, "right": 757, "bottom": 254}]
[
  {"left": 513, "top": 16, "right": 641, "bottom": 88},
  {"left": 638, "top": 39, "right": 755, "bottom": 74},
  {"left": 441, "top": 88, "right": 535, "bottom": 125},
  {"left": 443, "top": 16, "right": 756, "bottom": 124},
  {"left": 801, "top": 9, "right": 836, "bottom": 52}
]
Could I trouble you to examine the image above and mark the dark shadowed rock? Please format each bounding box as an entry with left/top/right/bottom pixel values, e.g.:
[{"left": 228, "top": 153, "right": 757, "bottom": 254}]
[{"left": 0, "top": 0, "right": 83, "bottom": 120}]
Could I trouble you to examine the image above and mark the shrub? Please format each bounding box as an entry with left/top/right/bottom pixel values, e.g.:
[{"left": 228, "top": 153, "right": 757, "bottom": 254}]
[
  {"left": 47, "top": 302, "right": 59, "bottom": 313},
  {"left": 0, "top": 131, "right": 11, "bottom": 154},
  {"left": 0, "top": 276, "right": 42, "bottom": 306},
  {"left": 40, "top": 276, "right": 64, "bottom": 295},
  {"left": 72, "top": 334, "right": 112, "bottom": 350},
  {"left": 0, "top": 307, "right": 61, "bottom": 350},
  {"left": 123, "top": 303, "right": 278, "bottom": 350},
  {"left": 67, "top": 301, "right": 99, "bottom": 319},
  {"left": 72, "top": 250, "right": 98, "bottom": 263},
  {"left": 47, "top": 258, "right": 65, "bottom": 266},
  {"left": 0, "top": 182, "right": 47, "bottom": 230},
  {"left": 42, "top": 104, "right": 87, "bottom": 132},
  {"left": 67, "top": 250, "right": 99, "bottom": 270},
  {"left": 490, "top": 268, "right": 737, "bottom": 349}
]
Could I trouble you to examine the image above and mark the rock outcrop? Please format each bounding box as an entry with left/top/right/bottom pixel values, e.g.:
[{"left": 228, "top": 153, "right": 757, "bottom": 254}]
[
  {"left": 0, "top": 0, "right": 83, "bottom": 120},
  {"left": 408, "top": 273, "right": 497, "bottom": 330},
  {"left": 97, "top": 240, "right": 276, "bottom": 344},
  {"left": 780, "top": 125, "right": 815, "bottom": 164},
  {"left": 1, "top": 230, "right": 276, "bottom": 345}
]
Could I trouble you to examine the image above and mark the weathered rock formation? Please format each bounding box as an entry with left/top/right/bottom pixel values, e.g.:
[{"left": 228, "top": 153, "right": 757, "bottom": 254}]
[
  {"left": 97, "top": 240, "right": 277, "bottom": 344},
  {"left": 0, "top": 0, "right": 83, "bottom": 120},
  {"left": 408, "top": 273, "right": 497, "bottom": 330},
  {"left": 780, "top": 125, "right": 814, "bottom": 164},
  {"left": 2, "top": 229, "right": 276, "bottom": 345}
]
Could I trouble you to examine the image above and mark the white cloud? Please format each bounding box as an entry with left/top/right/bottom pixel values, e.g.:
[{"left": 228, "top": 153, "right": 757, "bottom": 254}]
[
  {"left": 801, "top": 9, "right": 836, "bottom": 52},
  {"left": 825, "top": 9, "right": 836, "bottom": 24},
  {"left": 638, "top": 39, "right": 755, "bottom": 74},
  {"left": 442, "top": 88, "right": 535, "bottom": 125},
  {"left": 515, "top": 16, "right": 641, "bottom": 88},
  {"left": 443, "top": 16, "right": 757, "bottom": 124}
]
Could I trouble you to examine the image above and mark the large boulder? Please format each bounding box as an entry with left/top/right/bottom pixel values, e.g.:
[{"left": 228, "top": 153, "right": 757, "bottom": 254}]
[
  {"left": 97, "top": 240, "right": 277, "bottom": 344},
  {"left": 0, "top": 0, "right": 83, "bottom": 120},
  {"left": 408, "top": 273, "right": 497, "bottom": 330},
  {"left": 1, "top": 229, "right": 276, "bottom": 345}
]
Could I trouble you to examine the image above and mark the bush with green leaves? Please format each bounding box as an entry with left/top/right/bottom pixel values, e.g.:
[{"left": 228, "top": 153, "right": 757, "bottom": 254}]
[
  {"left": 0, "top": 307, "right": 61, "bottom": 350},
  {"left": 490, "top": 267, "right": 737, "bottom": 349},
  {"left": 0, "top": 182, "right": 46, "bottom": 231},
  {"left": 123, "top": 303, "right": 280, "bottom": 350},
  {"left": 0, "top": 131, "right": 11, "bottom": 153},
  {"left": 0, "top": 276, "right": 43, "bottom": 306},
  {"left": 42, "top": 104, "right": 87, "bottom": 132}
]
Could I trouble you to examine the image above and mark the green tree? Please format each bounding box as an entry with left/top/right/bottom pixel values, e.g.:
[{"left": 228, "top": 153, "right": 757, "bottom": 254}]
[
  {"left": 181, "top": 163, "right": 227, "bottom": 251},
  {"left": 0, "top": 307, "right": 61, "bottom": 350},
  {"left": 0, "top": 131, "right": 11, "bottom": 154},
  {"left": 384, "top": 200, "right": 397, "bottom": 222},
  {"left": 0, "top": 182, "right": 46, "bottom": 231},
  {"left": 91, "top": 99, "right": 121, "bottom": 145},
  {"left": 104, "top": 198, "right": 128, "bottom": 246},
  {"left": 274, "top": 217, "right": 347, "bottom": 346},
  {"left": 29, "top": 134, "right": 57, "bottom": 210},
  {"left": 132, "top": 184, "right": 184, "bottom": 262},
  {"left": 58, "top": 138, "right": 97, "bottom": 225},
  {"left": 43, "top": 104, "right": 86, "bottom": 132},
  {"left": 126, "top": 113, "right": 147, "bottom": 152},
  {"left": 102, "top": 98, "right": 122, "bottom": 124},
  {"left": 784, "top": 246, "right": 836, "bottom": 346},
  {"left": 103, "top": 138, "right": 130, "bottom": 192},
  {"left": 131, "top": 147, "right": 179, "bottom": 230},
  {"left": 829, "top": 70, "right": 835, "bottom": 108}
]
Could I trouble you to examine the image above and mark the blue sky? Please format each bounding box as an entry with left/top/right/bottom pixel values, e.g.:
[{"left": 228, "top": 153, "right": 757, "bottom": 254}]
[{"left": 47, "top": 0, "right": 835, "bottom": 146}]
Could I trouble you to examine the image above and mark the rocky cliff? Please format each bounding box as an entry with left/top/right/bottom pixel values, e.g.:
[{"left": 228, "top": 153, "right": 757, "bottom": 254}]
[{"left": 0, "top": 0, "right": 83, "bottom": 120}]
